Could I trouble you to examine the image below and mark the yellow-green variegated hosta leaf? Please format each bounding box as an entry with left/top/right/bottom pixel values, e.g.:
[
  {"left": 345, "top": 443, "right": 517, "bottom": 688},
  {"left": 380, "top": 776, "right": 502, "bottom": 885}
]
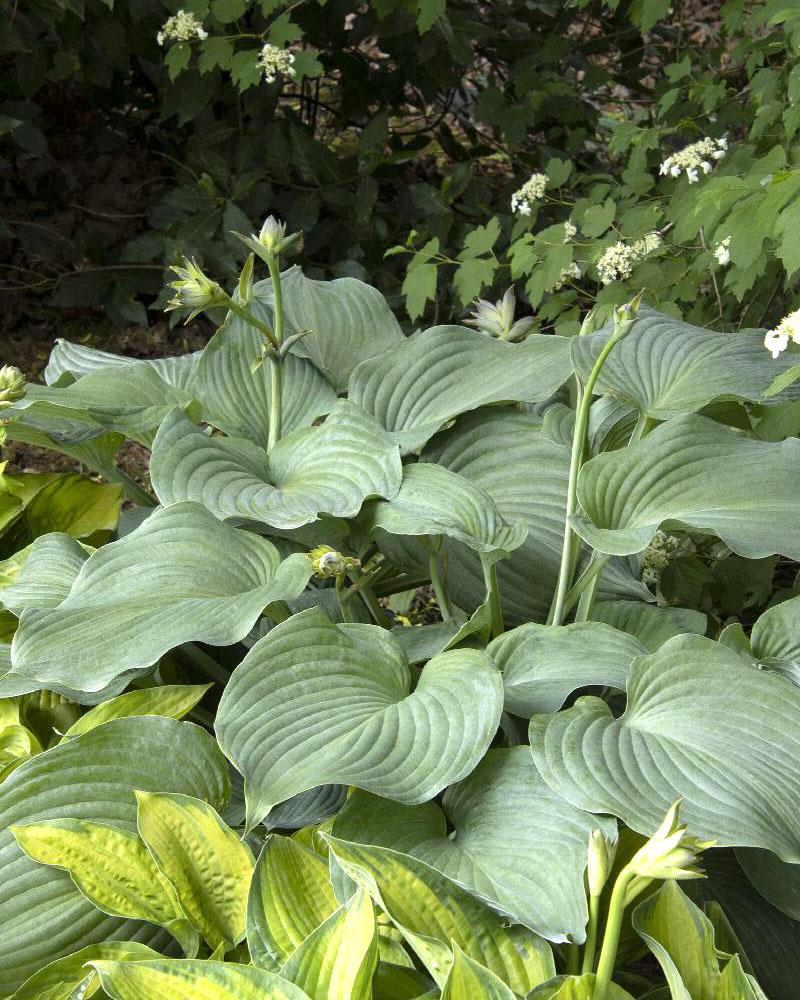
[
  {"left": 570, "top": 307, "right": 799, "bottom": 420},
  {"left": 280, "top": 889, "right": 378, "bottom": 1000},
  {"left": 326, "top": 837, "right": 555, "bottom": 993},
  {"left": 216, "top": 608, "right": 503, "bottom": 830},
  {"left": 61, "top": 684, "right": 210, "bottom": 740},
  {"left": 528, "top": 975, "right": 635, "bottom": 999},
  {"left": 9, "top": 503, "right": 312, "bottom": 696},
  {"left": 91, "top": 959, "right": 312, "bottom": 1000},
  {"left": 573, "top": 414, "right": 800, "bottom": 560},
  {"left": 9, "top": 941, "right": 162, "bottom": 1000},
  {"left": 0, "top": 717, "right": 229, "bottom": 996},
  {"left": 332, "top": 748, "right": 616, "bottom": 944},
  {"left": 441, "top": 946, "right": 516, "bottom": 1000},
  {"left": 530, "top": 636, "right": 800, "bottom": 859},
  {"left": 10, "top": 819, "right": 196, "bottom": 954},
  {"left": 136, "top": 792, "right": 254, "bottom": 951},
  {"left": 0, "top": 534, "right": 89, "bottom": 615},
  {"left": 150, "top": 400, "right": 402, "bottom": 530},
  {"left": 348, "top": 326, "right": 573, "bottom": 452},
  {"left": 248, "top": 835, "right": 339, "bottom": 970}
]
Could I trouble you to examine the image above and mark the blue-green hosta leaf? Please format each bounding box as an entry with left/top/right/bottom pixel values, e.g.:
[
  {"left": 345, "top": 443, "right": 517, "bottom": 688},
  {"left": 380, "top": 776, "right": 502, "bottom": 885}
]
[
  {"left": 366, "top": 462, "right": 527, "bottom": 561},
  {"left": 750, "top": 595, "right": 800, "bottom": 665},
  {"left": 530, "top": 636, "right": 800, "bottom": 858},
  {"left": 248, "top": 835, "right": 339, "bottom": 970},
  {"left": 632, "top": 881, "right": 721, "bottom": 1000},
  {"left": 254, "top": 266, "right": 404, "bottom": 392},
  {"left": 191, "top": 318, "right": 337, "bottom": 450},
  {"left": 736, "top": 847, "right": 800, "bottom": 923},
  {"left": 0, "top": 716, "right": 229, "bottom": 995},
  {"left": 9, "top": 503, "right": 312, "bottom": 694},
  {"left": 264, "top": 785, "right": 348, "bottom": 831},
  {"left": 590, "top": 599, "right": 707, "bottom": 652},
  {"left": 349, "top": 328, "right": 573, "bottom": 452},
  {"left": 0, "top": 533, "right": 88, "bottom": 614},
  {"left": 574, "top": 415, "right": 800, "bottom": 559},
  {"left": 44, "top": 339, "right": 201, "bottom": 388},
  {"left": 61, "top": 684, "right": 210, "bottom": 740},
  {"left": 441, "top": 946, "right": 516, "bottom": 1000},
  {"left": 280, "top": 889, "right": 378, "bottom": 1000},
  {"left": 151, "top": 401, "right": 402, "bottom": 530},
  {"left": 216, "top": 608, "right": 503, "bottom": 830},
  {"left": 571, "top": 308, "right": 797, "bottom": 418},
  {"left": 136, "top": 791, "right": 254, "bottom": 951},
  {"left": 91, "top": 959, "right": 312, "bottom": 1000},
  {"left": 488, "top": 621, "right": 647, "bottom": 716},
  {"left": 9, "top": 941, "right": 162, "bottom": 1000},
  {"left": 332, "top": 748, "right": 616, "bottom": 944},
  {"left": 326, "top": 837, "right": 555, "bottom": 993}
]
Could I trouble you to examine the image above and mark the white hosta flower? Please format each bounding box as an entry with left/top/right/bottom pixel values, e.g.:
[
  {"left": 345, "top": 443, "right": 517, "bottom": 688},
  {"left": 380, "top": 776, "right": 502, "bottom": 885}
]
[
  {"left": 157, "top": 9, "right": 208, "bottom": 46},
  {"left": 765, "top": 308, "right": 800, "bottom": 359},
  {"left": 165, "top": 257, "right": 227, "bottom": 320},
  {"left": 713, "top": 237, "right": 731, "bottom": 267},
  {"left": 659, "top": 136, "right": 727, "bottom": 182},
  {"left": 596, "top": 232, "right": 662, "bottom": 285},
  {"left": 511, "top": 173, "right": 548, "bottom": 216},
  {"left": 465, "top": 286, "right": 534, "bottom": 341},
  {"left": 587, "top": 830, "right": 617, "bottom": 897},
  {"left": 257, "top": 43, "right": 296, "bottom": 84},
  {"left": 627, "top": 801, "right": 713, "bottom": 882},
  {"left": 564, "top": 220, "right": 577, "bottom": 242},
  {"left": 552, "top": 262, "right": 582, "bottom": 291}
]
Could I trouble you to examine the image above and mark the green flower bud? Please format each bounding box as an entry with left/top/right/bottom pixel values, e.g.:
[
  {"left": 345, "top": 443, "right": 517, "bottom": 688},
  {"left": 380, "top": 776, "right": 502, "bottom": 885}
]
[
  {"left": 165, "top": 258, "right": 228, "bottom": 320},
  {"left": 587, "top": 829, "right": 617, "bottom": 897},
  {"left": 0, "top": 365, "right": 26, "bottom": 411},
  {"left": 233, "top": 215, "right": 303, "bottom": 264},
  {"left": 309, "top": 545, "right": 360, "bottom": 579},
  {"left": 627, "top": 800, "right": 713, "bottom": 882},
  {"left": 612, "top": 289, "right": 645, "bottom": 340}
]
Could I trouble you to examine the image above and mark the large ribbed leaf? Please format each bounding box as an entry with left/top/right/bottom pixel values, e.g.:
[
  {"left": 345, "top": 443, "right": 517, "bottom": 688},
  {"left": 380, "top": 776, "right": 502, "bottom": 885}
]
[
  {"left": 216, "top": 608, "right": 503, "bottom": 830},
  {"left": 136, "top": 792, "right": 254, "bottom": 951},
  {"left": 191, "top": 319, "right": 337, "bottom": 450},
  {"left": 736, "top": 848, "right": 800, "bottom": 921},
  {"left": 0, "top": 716, "right": 229, "bottom": 995},
  {"left": 254, "top": 266, "right": 404, "bottom": 391},
  {"left": 326, "top": 837, "right": 555, "bottom": 993},
  {"left": 349, "top": 328, "right": 573, "bottom": 452},
  {"left": 441, "top": 947, "right": 516, "bottom": 1000},
  {"left": 248, "top": 835, "right": 339, "bottom": 970},
  {"left": 280, "top": 889, "right": 378, "bottom": 1000},
  {"left": 92, "top": 959, "right": 311, "bottom": 1000},
  {"left": 571, "top": 308, "right": 797, "bottom": 419},
  {"left": 590, "top": 599, "right": 707, "bottom": 651},
  {"left": 422, "top": 409, "right": 571, "bottom": 625},
  {"left": 44, "top": 339, "right": 201, "bottom": 388},
  {"left": 61, "top": 684, "right": 209, "bottom": 740},
  {"left": 151, "top": 401, "right": 402, "bottom": 530},
  {"left": 366, "top": 462, "right": 527, "bottom": 560},
  {"left": 488, "top": 621, "right": 647, "bottom": 716},
  {"left": 9, "top": 503, "right": 312, "bottom": 694},
  {"left": 574, "top": 415, "right": 800, "bottom": 559},
  {"left": 750, "top": 595, "right": 800, "bottom": 664},
  {"left": 332, "top": 748, "right": 616, "bottom": 943},
  {"left": 9, "top": 941, "right": 162, "bottom": 1000},
  {"left": 0, "top": 533, "right": 88, "bottom": 614},
  {"left": 530, "top": 636, "right": 800, "bottom": 857}
]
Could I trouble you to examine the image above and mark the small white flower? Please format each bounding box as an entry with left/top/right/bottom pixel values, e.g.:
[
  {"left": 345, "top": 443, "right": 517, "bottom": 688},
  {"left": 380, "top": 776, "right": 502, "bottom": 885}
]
[
  {"left": 765, "top": 308, "right": 800, "bottom": 358},
  {"left": 511, "top": 173, "right": 548, "bottom": 216},
  {"left": 713, "top": 237, "right": 731, "bottom": 267},
  {"left": 659, "top": 136, "right": 727, "bottom": 182},
  {"left": 564, "top": 220, "right": 577, "bottom": 242},
  {"left": 257, "top": 42, "right": 296, "bottom": 84},
  {"left": 157, "top": 9, "right": 208, "bottom": 45},
  {"left": 595, "top": 232, "right": 662, "bottom": 285},
  {"left": 686, "top": 167, "right": 699, "bottom": 183},
  {"left": 552, "top": 262, "right": 582, "bottom": 291}
]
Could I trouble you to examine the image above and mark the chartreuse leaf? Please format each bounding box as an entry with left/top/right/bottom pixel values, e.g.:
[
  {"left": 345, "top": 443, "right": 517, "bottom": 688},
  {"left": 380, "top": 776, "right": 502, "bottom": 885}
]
[
  {"left": 191, "top": 318, "right": 336, "bottom": 450},
  {"left": 488, "top": 621, "right": 647, "bottom": 715},
  {"left": 280, "top": 889, "right": 378, "bottom": 1000},
  {"left": 61, "top": 684, "right": 210, "bottom": 740},
  {"left": 255, "top": 265, "right": 404, "bottom": 392},
  {"left": 349, "top": 327, "right": 573, "bottom": 452},
  {"left": 91, "top": 959, "right": 312, "bottom": 1000},
  {"left": 9, "top": 941, "right": 162, "bottom": 1000},
  {"left": 530, "top": 636, "right": 800, "bottom": 858},
  {"left": 571, "top": 308, "right": 798, "bottom": 418},
  {"left": 632, "top": 881, "right": 721, "bottom": 1000},
  {"left": 332, "top": 749, "right": 615, "bottom": 944},
  {"left": 248, "top": 835, "right": 339, "bottom": 970},
  {"left": 136, "top": 791, "right": 254, "bottom": 951},
  {"left": 0, "top": 533, "right": 88, "bottom": 614},
  {"left": 718, "top": 956, "right": 766, "bottom": 1000},
  {"left": 10, "top": 503, "right": 312, "bottom": 694},
  {"left": 10, "top": 819, "right": 196, "bottom": 954},
  {"left": 151, "top": 400, "right": 402, "bottom": 530},
  {"left": 0, "top": 717, "right": 229, "bottom": 995},
  {"left": 574, "top": 415, "right": 800, "bottom": 560},
  {"left": 527, "top": 975, "right": 634, "bottom": 998},
  {"left": 326, "top": 837, "right": 555, "bottom": 992},
  {"left": 441, "top": 945, "right": 515, "bottom": 1000},
  {"left": 216, "top": 608, "right": 502, "bottom": 830}
]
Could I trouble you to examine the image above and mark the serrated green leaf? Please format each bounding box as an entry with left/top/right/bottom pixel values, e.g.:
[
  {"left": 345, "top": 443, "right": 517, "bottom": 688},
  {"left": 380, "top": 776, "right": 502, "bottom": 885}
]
[{"left": 165, "top": 43, "right": 192, "bottom": 81}]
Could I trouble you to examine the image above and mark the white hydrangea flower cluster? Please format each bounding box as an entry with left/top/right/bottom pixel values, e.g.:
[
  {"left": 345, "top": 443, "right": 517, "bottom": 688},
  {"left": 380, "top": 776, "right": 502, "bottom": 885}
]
[
  {"left": 764, "top": 308, "right": 800, "bottom": 359},
  {"left": 511, "top": 173, "right": 548, "bottom": 216},
  {"left": 714, "top": 237, "right": 731, "bottom": 267},
  {"left": 564, "top": 221, "right": 577, "bottom": 242},
  {"left": 157, "top": 10, "right": 208, "bottom": 46},
  {"left": 257, "top": 43, "right": 296, "bottom": 83},
  {"left": 552, "top": 262, "right": 581, "bottom": 290},
  {"left": 596, "top": 232, "right": 662, "bottom": 285},
  {"left": 659, "top": 136, "right": 727, "bottom": 183}
]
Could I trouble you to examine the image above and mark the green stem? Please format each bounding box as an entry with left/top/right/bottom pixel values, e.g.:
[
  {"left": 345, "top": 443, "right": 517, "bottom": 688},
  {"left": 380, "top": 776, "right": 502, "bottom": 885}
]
[
  {"left": 594, "top": 868, "right": 633, "bottom": 999},
  {"left": 483, "top": 559, "right": 504, "bottom": 638},
  {"left": 266, "top": 257, "right": 285, "bottom": 451},
  {"left": 566, "top": 941, "right": 581, "bottom": 975},
  {"left": 348, "top": 568, "right": 391, "bottom": 628},
  {"left": 223, "top": 295, "right": 278, "bottom": 349},
  {"left": 428, "top": 548, "right": 452, "bottom": 621},
  {"left": 336, "top": 573, "right": 355, "bottom": 623},
  {"left": 581, "top": 893, "right": 601, "bottom": 974},
  {"left": 563, "top": 552, "right": 610, "bottom": 619}
]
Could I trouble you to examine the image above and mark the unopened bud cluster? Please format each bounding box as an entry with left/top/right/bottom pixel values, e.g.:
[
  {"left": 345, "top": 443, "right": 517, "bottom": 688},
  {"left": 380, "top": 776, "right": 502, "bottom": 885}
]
[
  {"left": 0, "top": 365, "right": 26, "bottom": 411},
  {"left": 309, "top": 545, "right": 360, "bottom": 579},
  {"left": 596, "top": 233, "right": 662, "bottom": 285}
]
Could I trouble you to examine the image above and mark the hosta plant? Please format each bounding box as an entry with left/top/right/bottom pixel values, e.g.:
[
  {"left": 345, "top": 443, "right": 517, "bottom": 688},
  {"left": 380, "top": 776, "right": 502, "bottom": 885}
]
[{"left": 1, "top": 220, "right": 800, "bottom": 999}]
